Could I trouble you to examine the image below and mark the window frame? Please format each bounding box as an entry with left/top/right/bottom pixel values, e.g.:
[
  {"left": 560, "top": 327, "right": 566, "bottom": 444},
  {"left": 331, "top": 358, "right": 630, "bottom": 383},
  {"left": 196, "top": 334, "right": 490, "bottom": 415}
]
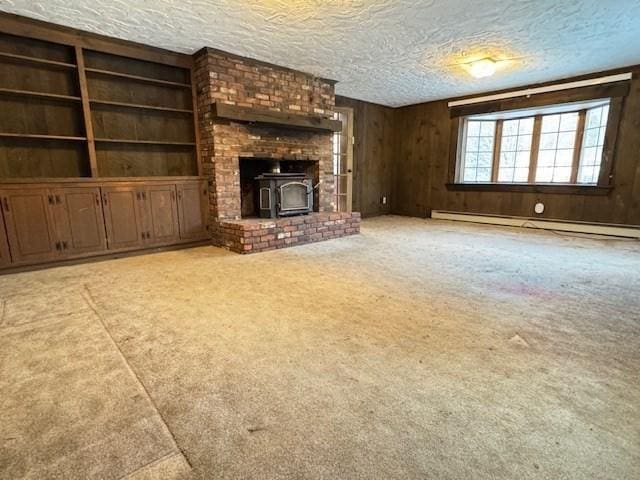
[{"left": 448, "top": 84, "right": 627, "bottom": 194}]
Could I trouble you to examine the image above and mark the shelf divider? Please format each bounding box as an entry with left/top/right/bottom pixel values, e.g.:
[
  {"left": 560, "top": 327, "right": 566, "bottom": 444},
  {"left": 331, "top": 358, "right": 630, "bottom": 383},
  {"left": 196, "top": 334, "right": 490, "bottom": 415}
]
[{"left": 75, "top": 46, "right": 98, "bottom": 177}]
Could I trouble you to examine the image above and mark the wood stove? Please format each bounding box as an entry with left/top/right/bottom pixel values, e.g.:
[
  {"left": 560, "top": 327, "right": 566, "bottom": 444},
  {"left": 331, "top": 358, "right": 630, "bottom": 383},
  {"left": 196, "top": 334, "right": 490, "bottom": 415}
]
[{"left": 256, "top": 172, "right": 313, "bottom": 218}]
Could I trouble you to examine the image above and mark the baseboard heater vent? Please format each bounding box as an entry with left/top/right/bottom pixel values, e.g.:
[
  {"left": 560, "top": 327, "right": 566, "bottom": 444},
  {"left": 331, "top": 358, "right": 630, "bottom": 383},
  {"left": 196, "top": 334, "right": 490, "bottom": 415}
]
[{"left": 431, "top": 211, "right": 640, "bottom": 239}]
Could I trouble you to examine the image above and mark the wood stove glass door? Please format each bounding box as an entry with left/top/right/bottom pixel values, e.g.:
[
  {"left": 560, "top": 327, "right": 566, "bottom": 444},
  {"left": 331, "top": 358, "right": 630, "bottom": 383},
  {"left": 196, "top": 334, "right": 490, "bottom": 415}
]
[
  {"left": 333, "top": 107, "right": 354, "bottom": 212},
  {"left": 280, "top": 182, "right": 309, "bottom": 212}
]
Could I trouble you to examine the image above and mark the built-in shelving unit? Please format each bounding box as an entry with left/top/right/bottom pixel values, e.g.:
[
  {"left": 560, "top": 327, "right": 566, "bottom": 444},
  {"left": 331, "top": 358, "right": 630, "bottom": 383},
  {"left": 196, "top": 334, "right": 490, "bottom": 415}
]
[
  {"left": 0, "top": 14, "right": 209, "bottom": 272},
  {"left": 0, "top": 31, "right": 200, "bottom": 179}
]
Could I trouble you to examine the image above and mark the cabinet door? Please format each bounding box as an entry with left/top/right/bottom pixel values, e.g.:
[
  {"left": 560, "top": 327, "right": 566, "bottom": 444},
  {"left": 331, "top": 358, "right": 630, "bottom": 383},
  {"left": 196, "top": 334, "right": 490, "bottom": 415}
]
[
  {"left": 177, "top": 181, "right": 209, "bottom": 241},
  {"left": 142, "top": 184, "right": 180, "bottom": 246},
  {"left": 102, "top": 186, "right": 146, "bottom": 251},
  {"left": 0, "top": 189, "right": 59, "bottom": 264},
  {"left": 51, "top": 187, "right": 107, "bottom": 257},
  {"left": 0, "top": 209, "right": 11, "bottom": 267}
]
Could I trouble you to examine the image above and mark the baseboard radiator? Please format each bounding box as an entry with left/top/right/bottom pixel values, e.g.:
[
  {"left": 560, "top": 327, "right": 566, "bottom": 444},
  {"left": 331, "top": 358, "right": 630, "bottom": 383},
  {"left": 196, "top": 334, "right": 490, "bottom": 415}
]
[{"left": 431, "top": 211, "right": 640, "bottom": 239}]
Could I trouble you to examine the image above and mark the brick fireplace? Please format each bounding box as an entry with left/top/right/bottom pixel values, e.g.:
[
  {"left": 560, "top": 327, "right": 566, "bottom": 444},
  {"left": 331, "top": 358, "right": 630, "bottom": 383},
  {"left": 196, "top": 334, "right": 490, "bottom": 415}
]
[{"left": 193, "top": 47, "right": 360, "bottom": 253}]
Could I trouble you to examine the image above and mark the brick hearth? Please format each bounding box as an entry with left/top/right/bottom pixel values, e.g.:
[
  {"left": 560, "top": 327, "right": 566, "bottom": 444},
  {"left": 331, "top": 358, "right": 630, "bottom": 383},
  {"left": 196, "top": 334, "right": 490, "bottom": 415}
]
[
  {"left": 194, "top": 47, "right": 361, "bottom": 253},
  {"left": 215, "top": 212, "right": 361, "bottom": 254}
]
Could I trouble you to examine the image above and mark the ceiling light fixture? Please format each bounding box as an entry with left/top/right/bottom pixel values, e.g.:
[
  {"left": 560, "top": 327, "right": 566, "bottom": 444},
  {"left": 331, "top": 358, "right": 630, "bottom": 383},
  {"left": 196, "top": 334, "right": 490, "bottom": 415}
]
[{"left": 467, "top": 58, "right": 497, "bottom": 78}]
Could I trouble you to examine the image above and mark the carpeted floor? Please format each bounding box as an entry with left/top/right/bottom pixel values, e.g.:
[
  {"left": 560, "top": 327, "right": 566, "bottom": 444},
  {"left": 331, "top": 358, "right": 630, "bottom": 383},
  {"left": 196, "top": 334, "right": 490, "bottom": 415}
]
[{"left": 1, "top": 216, "right": 639, "bottom": 480}]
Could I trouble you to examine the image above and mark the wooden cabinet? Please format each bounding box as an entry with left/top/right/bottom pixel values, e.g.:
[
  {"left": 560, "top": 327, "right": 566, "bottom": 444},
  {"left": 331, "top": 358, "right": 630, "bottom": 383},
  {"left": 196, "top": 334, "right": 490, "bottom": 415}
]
[
  {"left": 177, "top": 180, "right": 209, "bottom": 240},
  {"left": 0, "top": 188, "right": 59, "bottom": 264},
  {"left": 51, "top": 187, "right": 107, "bottom": 257},
  {"left": 0, "top": 186, "right": 108, "bottom": 264},
  {"left": 141, "top": 184, "right": 180, "bottom": 246},
  {"left": 0, "top": 178, "right": 208, "bottom": 270},
  {"left": 102, "top": 183, "right": 186, "bottom": 250},
  {"left": 102, "top": 183, "right": 185, "bottom": 251},
  {"left": 0, "top": 209, "right": 12, "bottom": 267},
  {"left": 102, "top": 186, "right": 146, "bottom": 251}
]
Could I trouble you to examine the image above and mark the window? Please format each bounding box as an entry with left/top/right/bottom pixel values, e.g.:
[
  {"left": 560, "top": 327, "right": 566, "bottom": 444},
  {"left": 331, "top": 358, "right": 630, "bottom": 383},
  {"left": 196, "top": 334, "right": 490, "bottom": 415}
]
[
  {"left": 536, "top": 112, "right": 579, "bottom": 183},
  {"left": 462, "top": 121, "right": 495, "bottom": 182},
  {"left": 456, "top": 100, "right": 612, "bottom": 186},
  {"left": 579, "top": 104, "right": 609, "bottom": 184},
  {"left": 498, "top": 117, "right": 534, "bottom": 182}
]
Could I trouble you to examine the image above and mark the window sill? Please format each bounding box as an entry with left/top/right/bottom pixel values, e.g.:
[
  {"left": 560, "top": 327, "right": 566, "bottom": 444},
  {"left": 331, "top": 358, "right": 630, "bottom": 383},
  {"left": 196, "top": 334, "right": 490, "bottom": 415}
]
[{"left": 446, "top": 183, "right": 612, "bottom": 195}]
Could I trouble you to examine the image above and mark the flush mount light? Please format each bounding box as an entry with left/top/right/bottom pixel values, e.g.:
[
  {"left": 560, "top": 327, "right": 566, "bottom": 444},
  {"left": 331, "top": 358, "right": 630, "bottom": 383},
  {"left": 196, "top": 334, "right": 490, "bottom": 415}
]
[{"left": 468, "top": 58, "right": 497, "bottom": 78}]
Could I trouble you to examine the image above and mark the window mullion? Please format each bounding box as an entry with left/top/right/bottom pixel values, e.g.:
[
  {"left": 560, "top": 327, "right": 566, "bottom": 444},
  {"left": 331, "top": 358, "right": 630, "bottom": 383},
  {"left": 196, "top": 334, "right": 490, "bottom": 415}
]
[
  {"left": 571, "top": 110, "right": 587, "bottom": 184},
  {"left": 528, "top": 115, "right": 543, "bottom": 183},
  {"left": 491, "top": 120, "right": 503, "bottom": 183}
]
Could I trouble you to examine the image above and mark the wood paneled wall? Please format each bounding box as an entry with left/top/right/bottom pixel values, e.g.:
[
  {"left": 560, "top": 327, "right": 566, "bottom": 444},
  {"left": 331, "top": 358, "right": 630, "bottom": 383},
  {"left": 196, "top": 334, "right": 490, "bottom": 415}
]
[
  {"left": 392, "top": 67, "right": 640, "bottom": 226},
  {"left": 336, "top": 96, "right": 395, "bottom": 217}
]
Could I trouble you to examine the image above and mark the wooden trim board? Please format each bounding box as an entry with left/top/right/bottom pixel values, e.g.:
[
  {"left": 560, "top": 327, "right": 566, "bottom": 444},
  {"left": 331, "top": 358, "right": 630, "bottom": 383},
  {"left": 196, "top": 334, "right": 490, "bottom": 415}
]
[
  {"left": 449, "top": 82, "right": 630, "bottom": 118},
  {"left": 214, "top": 102, "right": 343, "bottom": 132},
  {"left": 0, "top": 240, "right": 211, "bottom": 275},
  {"left": 445, "top": 182, "right": 611, "bottom": 195},
  {"left": 0, "top": 11, "right": 191, "bottom": 67},
  {"left": 431, "top": 210, "right": 640, "bottom": 238},
  {"left": 448, "top": 73, "right": 632, "bottom": 108}
]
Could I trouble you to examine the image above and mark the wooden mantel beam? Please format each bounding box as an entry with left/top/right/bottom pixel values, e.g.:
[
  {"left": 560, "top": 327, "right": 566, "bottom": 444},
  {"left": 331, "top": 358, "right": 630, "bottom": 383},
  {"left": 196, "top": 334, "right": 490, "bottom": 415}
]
[{"left": 213, "top": 102, "right": 343, "bottom": 133}]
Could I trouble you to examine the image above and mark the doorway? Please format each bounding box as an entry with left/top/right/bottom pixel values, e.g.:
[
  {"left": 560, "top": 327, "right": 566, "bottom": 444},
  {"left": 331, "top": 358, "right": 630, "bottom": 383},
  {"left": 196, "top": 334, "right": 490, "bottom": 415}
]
[{"left": 333, "top": 107, "right": 354, "bottom": 212}]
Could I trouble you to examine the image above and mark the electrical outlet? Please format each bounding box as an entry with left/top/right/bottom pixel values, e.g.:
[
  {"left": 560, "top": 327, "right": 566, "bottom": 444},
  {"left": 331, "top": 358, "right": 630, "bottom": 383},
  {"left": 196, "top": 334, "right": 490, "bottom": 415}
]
[{"left": 381, "top": 196, "right": 387, "bottom": 205}]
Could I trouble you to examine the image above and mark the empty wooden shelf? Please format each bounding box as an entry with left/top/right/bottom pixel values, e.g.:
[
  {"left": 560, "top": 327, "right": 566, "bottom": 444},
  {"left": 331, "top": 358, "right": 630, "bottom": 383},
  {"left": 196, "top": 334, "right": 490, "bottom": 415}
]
[
  {"left": 85, "top": 67, "right": 192, "bottom": 89},
  {"left": 0, "top": 87, "right": 81, "bottom": 102},
  {"left": 90, "top": 99, "right": 193, "bottom": 113},
  {"left": 0, "top": 133, "right": 86, "bottom": 141},
  {"left": 0, "top": 51, "right": 76, "bottom": 69}
]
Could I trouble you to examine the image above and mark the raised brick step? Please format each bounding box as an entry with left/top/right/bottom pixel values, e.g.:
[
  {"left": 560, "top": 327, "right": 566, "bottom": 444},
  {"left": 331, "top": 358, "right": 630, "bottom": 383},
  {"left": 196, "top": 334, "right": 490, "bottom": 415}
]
[{"left": 213, "top": 212, "right": 361, "bottom": 253}]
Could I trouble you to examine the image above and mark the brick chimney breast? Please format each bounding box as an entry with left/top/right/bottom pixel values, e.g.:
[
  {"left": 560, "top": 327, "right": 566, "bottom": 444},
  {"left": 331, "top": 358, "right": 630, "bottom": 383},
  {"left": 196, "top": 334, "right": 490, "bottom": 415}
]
[{"left": 193, "top": 48, "right": 359, "bottom": 253}]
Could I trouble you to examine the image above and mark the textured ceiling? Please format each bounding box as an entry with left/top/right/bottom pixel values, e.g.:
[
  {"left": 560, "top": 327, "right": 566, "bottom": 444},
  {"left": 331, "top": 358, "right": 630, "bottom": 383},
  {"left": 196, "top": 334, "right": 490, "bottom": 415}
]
[{"left": 2, "top": 0, "right": 640, "bottom": 107}]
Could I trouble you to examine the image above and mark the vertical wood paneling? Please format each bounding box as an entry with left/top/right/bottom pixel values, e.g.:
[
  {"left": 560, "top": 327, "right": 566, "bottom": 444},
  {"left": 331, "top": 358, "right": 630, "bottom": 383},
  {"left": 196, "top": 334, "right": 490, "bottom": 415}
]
[
  {"left": 336, "top": 96, "right": 394, "bottom": 217},
  {"left": 391, "top": 67, "right": 640, "bottom": 226}
]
